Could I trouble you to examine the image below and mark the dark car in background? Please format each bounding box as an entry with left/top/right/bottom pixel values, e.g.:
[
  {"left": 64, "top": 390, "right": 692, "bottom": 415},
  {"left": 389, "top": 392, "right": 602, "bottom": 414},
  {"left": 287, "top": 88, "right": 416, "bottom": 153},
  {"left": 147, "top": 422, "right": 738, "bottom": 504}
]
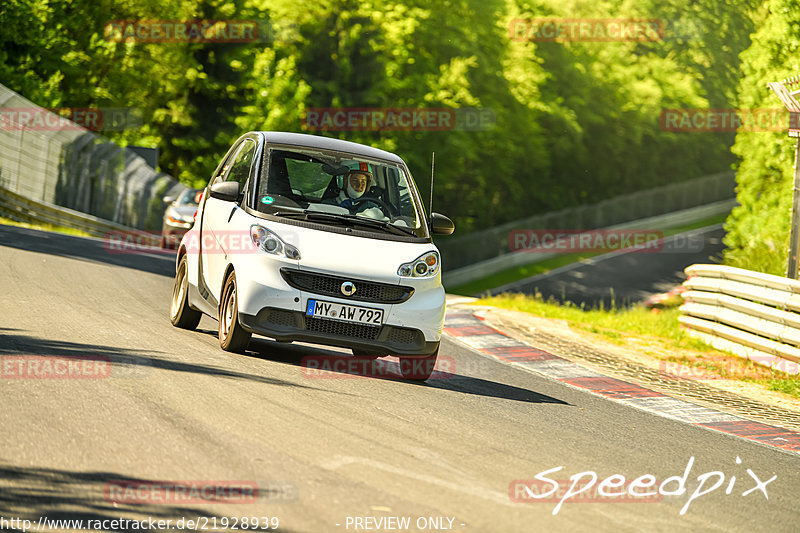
[{"left": 161, "top": 188, "right": 202, "bottom": 248}]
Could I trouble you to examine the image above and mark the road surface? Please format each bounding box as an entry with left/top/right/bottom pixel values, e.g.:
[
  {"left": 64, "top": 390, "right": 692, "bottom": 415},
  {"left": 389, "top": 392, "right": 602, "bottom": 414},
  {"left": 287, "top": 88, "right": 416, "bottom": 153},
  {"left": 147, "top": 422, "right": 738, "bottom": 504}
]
[
  {"left": 0, "top": 224, "right": 796, "bottom": 532},
  {"left": 492, "top": 226, "right": 726, "bottom": 308}
]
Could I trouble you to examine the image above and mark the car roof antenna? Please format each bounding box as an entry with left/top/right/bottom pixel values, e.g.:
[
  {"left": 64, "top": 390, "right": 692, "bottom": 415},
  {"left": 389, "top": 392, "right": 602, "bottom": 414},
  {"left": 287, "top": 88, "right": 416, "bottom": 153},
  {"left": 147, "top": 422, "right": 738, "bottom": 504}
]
[{"left": 429, "top": 151, "right": 435, "bottom": 228}]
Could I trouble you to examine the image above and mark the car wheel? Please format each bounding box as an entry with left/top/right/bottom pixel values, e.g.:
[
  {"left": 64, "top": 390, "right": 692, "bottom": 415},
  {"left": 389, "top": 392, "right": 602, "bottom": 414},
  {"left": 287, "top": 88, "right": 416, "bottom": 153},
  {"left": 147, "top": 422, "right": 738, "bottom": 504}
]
[
  {"left": 352, "top": 348, "right": 381, "bottom": 359},
  {"left": 219, "top": 270, "right": 252, "bottom": 353},
  {"left": 170, "top": 255, "right": 202, "bottom": 330},
  {"left": 397, "top": 349, "right": 438, "bottom": 381}
]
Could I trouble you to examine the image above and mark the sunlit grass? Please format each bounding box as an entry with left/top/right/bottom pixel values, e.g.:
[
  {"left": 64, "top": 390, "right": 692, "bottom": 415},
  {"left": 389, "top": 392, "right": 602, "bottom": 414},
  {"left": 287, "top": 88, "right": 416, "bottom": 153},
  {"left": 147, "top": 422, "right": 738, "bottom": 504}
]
[
  {"left": 0, "top": 216, "right": 93, "bottom": 238},
  {"left": 479, "top": 292, "right": 705, "bottom": 348},
  {"left": 479, "top": 292, "right": 800, "bottom": 400}
]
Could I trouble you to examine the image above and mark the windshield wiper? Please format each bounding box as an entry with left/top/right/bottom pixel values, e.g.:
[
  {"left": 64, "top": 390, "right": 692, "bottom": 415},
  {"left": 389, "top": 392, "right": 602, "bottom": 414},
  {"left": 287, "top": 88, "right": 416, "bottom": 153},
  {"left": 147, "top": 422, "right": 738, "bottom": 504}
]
[
  {"left": 272, "top": 211, "right": 309, "bottom": 219},
  {"left": 273, "top": 210, "right": 417, "bottom": 237},
  {"left": 332, "top": 213, "right": 418, "bottom": 237}
]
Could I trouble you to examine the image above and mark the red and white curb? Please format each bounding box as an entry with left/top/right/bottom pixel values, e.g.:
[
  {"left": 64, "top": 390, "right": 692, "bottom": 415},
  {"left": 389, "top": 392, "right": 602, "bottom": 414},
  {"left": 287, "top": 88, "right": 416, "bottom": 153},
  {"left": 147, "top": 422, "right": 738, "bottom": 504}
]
[{"left": 443, "top": 309, "right": 800, "bottom": 455}]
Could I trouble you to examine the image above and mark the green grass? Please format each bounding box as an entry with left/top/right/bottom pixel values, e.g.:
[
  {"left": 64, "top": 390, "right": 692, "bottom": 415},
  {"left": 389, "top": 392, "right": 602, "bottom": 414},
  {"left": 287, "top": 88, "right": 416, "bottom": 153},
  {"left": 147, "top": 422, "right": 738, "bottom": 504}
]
[
  {"left": 448, "top": 252, "right": 601, "bottom": 295},
  {"left": 479, "top": 292, "right": 800, "bottom": 400},
  {"left": 447, "top": 213, "right": 729, "bottom": 296},
  {"left": 664, "top": 212, "right": 728, "bottom": 234},
  {"left": 479, "top": 293, "right": 708, "bottom": 349},
  {"left": 0, "top": 216, "right": 93, "bottom": 238},
  {"left": 764, "top": 378, "right": 800, "bottom": 397}
]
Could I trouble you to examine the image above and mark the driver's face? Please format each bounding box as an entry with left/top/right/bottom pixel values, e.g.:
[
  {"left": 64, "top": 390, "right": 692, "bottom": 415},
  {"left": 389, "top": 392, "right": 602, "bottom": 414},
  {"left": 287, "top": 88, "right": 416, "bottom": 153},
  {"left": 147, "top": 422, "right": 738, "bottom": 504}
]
[{"left": 348, "top": 173, "right": 369, "bottom": 191}]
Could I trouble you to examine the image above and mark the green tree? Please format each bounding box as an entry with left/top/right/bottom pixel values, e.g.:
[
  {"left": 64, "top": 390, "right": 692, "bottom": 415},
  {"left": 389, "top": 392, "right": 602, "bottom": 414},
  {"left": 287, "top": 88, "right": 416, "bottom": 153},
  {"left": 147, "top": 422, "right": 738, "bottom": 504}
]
[{"left": 723, "top": 0, "right": 800, "bottom": 274}]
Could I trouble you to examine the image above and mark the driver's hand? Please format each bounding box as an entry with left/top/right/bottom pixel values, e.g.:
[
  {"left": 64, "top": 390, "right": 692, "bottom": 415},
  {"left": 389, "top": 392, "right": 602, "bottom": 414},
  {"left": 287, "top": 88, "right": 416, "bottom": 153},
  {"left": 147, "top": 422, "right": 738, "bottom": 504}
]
[{"left": 358, "top": 207, "right": 387, "bottom": 220}]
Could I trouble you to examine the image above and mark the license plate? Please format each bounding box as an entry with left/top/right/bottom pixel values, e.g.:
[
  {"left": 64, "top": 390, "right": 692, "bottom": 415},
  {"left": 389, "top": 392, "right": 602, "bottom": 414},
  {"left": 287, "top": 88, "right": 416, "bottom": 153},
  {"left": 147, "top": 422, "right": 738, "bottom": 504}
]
[{"left": 305, "top": 299, "right": 384, "bottom": 326}]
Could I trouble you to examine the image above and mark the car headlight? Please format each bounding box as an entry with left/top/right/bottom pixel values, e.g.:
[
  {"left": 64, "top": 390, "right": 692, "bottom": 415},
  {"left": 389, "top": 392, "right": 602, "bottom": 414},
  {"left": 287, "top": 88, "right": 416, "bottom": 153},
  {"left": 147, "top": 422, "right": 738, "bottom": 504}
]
[
  {"left": 398, "top": 251, "right": 439, "bottom": 277},
  {"left": 166, "top": 215, "right": 193, "bottom": 226},
  {"left": 250, "top": 225, "right": 301, "bottom": 260}
]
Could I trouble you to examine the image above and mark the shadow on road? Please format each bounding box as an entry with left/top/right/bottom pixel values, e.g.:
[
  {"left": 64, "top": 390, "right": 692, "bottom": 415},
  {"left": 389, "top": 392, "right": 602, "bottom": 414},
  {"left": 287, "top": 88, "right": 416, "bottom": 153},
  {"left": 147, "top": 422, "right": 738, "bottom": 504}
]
[
  {"left": 242, "top": 337, "right": 571, "bottom": 406},
  {"left": 0, "top": 463, "right": 303, "bottom": 532},
  {"left": 0, "top": 224, "right": 174, "bottom": 277},
  {"left": 0, "top": 331, "right": 325, "bottom": 391}
]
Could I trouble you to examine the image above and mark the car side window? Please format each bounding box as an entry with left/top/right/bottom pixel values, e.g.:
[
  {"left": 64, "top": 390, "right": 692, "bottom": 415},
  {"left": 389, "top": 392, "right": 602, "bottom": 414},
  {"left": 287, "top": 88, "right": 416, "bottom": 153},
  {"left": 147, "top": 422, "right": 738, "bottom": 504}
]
[
  {"left": 211, "top": 146, "right": 238, "bottom": 186},
  {"left": 224, "top": 139, "right": 257, "bottom": 187}
]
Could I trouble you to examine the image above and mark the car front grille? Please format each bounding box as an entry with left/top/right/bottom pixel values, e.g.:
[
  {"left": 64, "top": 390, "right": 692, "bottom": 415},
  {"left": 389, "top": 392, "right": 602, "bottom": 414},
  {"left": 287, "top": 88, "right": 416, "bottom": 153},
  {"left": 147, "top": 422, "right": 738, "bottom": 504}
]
[
  {"left": 304, "top": 316, "right": 380, "bottom": 340},
  {"left": 281, "top": 269, "right": 414, "bottom": 304},
  {"left": 253, "top": 307, "right": 426, "bottom": 350},
  {"left": 261, "top": 308, "right": 298, "bottom": 328},
  {"left": 386, "top": 327, "right": 423, "bottom": 346}
]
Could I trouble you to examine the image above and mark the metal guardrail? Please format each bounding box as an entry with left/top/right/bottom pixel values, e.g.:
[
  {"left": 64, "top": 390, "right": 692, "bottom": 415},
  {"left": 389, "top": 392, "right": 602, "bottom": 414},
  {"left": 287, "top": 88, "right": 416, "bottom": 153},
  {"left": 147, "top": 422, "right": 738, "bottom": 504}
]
[
  {"left": 443, "top": 199, "right": 736, "bottom": 288},
  {"left": 0, "top": 185, "right": 160, "bottom": 246},
  {"left": 679, "top": 264, "right": 800, "bottom": 374},
  {"left": 438, "top": 171, "right": 736, "bottom": 272},
  {"left": 0, "top": 82, "right": 182, "bottom": 231}
]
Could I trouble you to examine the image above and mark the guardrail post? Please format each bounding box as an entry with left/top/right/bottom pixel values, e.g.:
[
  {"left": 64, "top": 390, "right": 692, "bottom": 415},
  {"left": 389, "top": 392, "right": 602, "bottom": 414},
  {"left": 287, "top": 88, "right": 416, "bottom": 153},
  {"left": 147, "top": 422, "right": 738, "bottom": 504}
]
[{"left": 790, "top": 139, "right": 800, "bottom": 279}]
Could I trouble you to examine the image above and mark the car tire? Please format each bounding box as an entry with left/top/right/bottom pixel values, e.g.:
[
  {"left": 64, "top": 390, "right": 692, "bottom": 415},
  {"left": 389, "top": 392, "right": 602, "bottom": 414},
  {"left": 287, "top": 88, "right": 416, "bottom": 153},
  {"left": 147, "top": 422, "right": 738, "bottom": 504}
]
[
  {"left": 219, "top": 270, "right": 251, "bottom": 353},
  {"left": 398, "top": 349, "right": 438, "bottom": 381},
  {"left": 170, "top": 255, "right": 202, "bottom": 330}
]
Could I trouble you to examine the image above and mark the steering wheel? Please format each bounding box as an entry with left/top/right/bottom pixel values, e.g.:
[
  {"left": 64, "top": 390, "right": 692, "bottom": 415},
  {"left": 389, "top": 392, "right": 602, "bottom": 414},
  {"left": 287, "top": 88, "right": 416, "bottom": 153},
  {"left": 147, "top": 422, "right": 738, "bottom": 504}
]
[{"left": 348, "top": 196, "right": 394, "bottom": 217}]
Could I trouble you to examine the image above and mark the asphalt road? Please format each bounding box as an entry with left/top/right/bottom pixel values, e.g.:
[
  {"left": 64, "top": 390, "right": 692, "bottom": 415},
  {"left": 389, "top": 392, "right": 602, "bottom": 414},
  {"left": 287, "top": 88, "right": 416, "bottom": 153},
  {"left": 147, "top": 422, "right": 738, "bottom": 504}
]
[
  {"left": 0, "top": 223, "right": 797, "bottom": 533},
  {"left": 492, "top": 226, "right": 727, "bottom": 308}
]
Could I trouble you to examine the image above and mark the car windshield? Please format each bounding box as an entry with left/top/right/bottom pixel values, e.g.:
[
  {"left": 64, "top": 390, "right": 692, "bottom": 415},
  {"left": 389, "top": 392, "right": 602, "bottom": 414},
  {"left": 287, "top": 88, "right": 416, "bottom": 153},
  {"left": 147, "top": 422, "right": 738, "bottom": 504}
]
[{"left": 255, "top": 146, "right": 426, "bottom": 237}]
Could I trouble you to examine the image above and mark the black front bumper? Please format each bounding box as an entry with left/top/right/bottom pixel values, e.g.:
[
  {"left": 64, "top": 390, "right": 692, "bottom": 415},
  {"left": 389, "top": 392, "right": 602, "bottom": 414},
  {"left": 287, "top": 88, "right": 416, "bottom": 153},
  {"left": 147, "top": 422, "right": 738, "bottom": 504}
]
[{"left": 239, "top": 307, "right": 439, "bottom": 356}]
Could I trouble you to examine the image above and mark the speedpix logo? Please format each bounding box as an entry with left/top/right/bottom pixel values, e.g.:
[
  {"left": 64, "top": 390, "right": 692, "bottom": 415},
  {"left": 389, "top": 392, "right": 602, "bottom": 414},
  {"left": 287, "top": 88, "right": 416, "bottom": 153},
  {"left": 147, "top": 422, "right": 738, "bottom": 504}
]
[{"left": 510, "top": 456, "right": 776, "bottom": 515}]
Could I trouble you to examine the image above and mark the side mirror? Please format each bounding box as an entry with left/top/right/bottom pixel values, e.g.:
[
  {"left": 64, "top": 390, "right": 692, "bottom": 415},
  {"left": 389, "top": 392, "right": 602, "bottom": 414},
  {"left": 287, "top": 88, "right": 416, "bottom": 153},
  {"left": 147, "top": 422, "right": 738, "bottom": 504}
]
[
  {"left": 430, "top": 212, "right": 455, "bottom": 235},
  {"left": 209, "top": 181, "right": 241, "bottom": 202},
  {"left": 162, "top": 195, "right": 176, "bottom": 204}
]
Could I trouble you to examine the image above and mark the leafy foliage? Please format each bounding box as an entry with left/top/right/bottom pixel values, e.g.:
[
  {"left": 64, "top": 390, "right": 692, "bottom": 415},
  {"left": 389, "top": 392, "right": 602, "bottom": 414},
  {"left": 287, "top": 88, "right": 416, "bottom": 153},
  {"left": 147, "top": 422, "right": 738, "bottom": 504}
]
[
  {"left": 0, "top": 0, "right": 758, "bottom": 233},
  {"left": 723, "top": 0, "right": 800, "bottom": 274}
]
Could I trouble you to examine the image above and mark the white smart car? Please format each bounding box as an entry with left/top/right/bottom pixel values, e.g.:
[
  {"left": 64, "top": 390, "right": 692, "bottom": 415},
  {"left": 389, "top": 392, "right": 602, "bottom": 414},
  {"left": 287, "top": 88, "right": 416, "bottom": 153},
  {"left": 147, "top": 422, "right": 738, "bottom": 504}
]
[{"left": 169, "top": 132, "right": 454, "bottom": 380}]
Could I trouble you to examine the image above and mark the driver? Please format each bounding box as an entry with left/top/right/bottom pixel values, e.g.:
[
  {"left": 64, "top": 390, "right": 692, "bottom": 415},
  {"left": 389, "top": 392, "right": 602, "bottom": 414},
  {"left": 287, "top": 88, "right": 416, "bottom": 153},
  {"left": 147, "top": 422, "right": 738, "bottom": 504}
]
[{"left": 325, "top": 166, "right": 386, "bottom": 219}]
